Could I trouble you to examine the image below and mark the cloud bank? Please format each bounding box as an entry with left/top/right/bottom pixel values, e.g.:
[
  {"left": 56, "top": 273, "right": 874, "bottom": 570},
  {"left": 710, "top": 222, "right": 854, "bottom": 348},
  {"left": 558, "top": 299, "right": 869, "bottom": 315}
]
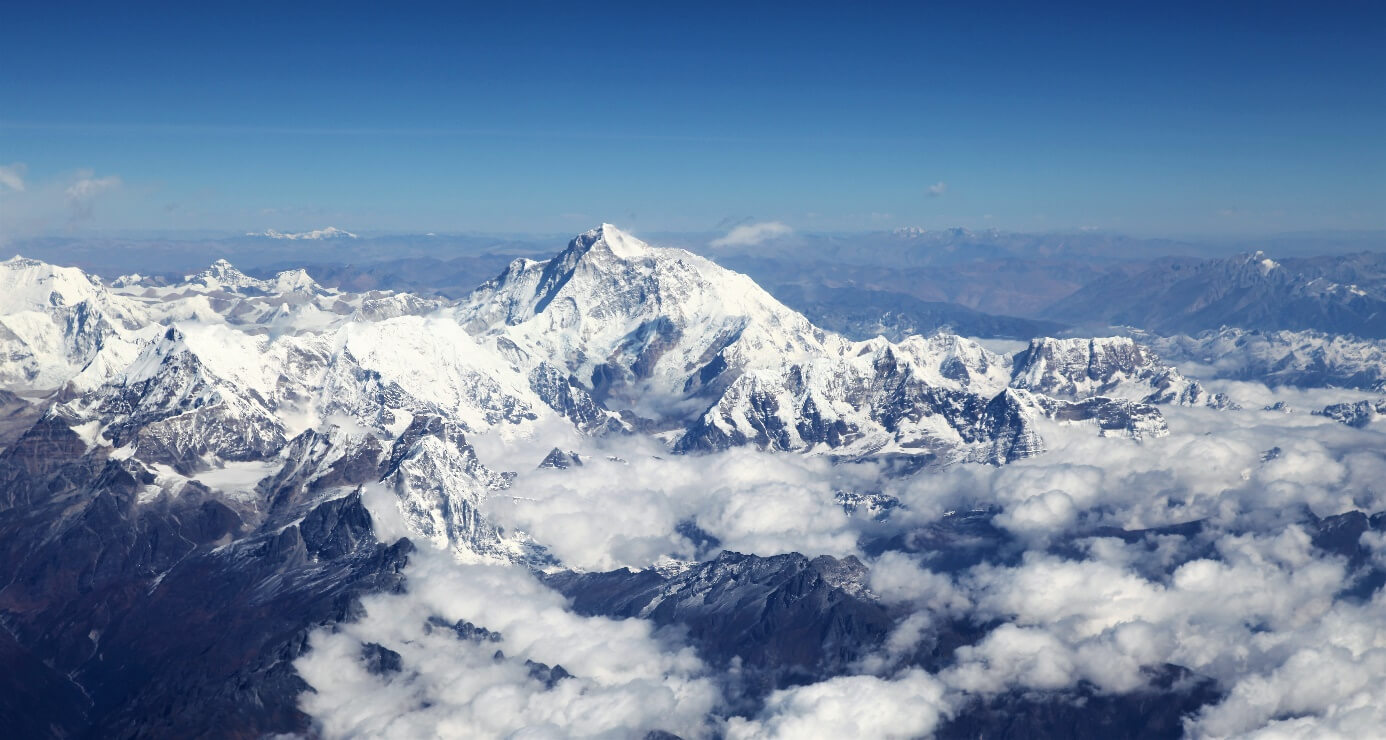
[
  {"left": 710, "top": 221, "right": 793, "bottom": 248},
  {"left": 297, "top": 381, "right": 1386, "bottom": 738}
]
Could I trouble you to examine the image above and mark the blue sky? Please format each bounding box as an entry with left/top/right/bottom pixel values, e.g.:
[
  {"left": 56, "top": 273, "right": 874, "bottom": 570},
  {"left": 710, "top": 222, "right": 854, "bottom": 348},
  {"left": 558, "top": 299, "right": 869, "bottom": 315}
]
[{"left": 1, "top": 1, "right": 1383, "bottom": 238}]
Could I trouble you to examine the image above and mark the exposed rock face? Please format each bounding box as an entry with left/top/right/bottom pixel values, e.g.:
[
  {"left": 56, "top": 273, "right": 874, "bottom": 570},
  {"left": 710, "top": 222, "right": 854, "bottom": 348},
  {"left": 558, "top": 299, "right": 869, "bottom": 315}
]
[
  {"left": 1010, "top": 336, "right": 1233, "bottom": 408},
  {"left": 381, "top": 414, "right": 551, "bottom": 566},
  {"left": 537, "top": 447, "right": 584, "bottom": 469},
  {"left": 1314, "top": 399, "right": 1386, "bottom": 428},
  {"left": 542, "top": 535, "right": 1237, "bottom": 732},
  {"left": 0, "top": 417, "right": 412, "bottom": 737},
  {"left": 544, "top": 551, "right": 894, "bottom": 702},
  {"left": 937, "top": 664, "right": 1223, "bottom": 740}
]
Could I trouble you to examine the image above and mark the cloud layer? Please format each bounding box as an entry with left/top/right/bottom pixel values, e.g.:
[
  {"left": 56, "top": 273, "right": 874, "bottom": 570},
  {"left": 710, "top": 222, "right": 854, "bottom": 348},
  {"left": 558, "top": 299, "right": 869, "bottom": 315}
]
[
  {"left": 710, "top": 221, "right": 793, "bottom": 248},
  {"left": 298, "top": 380, "right": 1386, "bottom": 737}
]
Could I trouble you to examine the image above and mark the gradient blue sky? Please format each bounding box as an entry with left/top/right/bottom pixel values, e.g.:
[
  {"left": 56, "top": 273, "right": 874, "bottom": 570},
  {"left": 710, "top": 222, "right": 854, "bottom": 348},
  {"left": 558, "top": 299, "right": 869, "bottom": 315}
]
[{"left": 1, "top": 0, "right": 1383, "bottom": 238}]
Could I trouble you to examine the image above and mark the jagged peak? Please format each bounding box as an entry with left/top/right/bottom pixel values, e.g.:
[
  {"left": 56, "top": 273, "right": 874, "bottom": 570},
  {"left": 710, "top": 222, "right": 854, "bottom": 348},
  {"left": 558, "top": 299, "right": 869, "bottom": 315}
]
[
  {"left": 1232, "top": 250, "right": 1281, "bottom": 276},
  {"left": 1012, "top": 336, "right": 1155, "bottom": 374},
  {"left": 182, "top": 259, "right": 321, "bottom": 294},
  {"left": 1022, "top": 335, "right": 1141, "bottom": 351}
]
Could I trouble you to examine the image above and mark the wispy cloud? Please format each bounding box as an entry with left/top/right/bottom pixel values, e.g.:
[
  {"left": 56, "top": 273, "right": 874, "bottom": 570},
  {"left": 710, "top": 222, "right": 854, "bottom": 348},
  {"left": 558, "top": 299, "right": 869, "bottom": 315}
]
[
  {"left": 0, "top": 163, "right": 26, "bottom": 192},
  {"left": 927, "top": 181, "right": 947, "bottom": 197},
  {"left": 710, "top": 221, "right": 793, "bottom": 248},
  {"left": 64, "top": 171, "right": 121, "bottom": 220}
]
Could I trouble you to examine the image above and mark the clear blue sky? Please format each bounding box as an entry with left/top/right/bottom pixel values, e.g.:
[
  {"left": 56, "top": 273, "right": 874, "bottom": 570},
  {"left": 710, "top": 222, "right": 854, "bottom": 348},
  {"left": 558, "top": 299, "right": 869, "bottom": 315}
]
[{"left": 1, "top": 0, "right": 1383, "bottom": 238}]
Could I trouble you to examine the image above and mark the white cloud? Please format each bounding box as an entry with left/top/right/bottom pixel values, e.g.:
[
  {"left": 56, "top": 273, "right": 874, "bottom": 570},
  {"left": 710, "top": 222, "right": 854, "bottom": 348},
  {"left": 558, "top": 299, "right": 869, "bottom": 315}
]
[
  {"left": 725, "top": 669, "right": 950, "bottom": 740},
  {"left": 64, "top": 171, "right": 122, "bottom": 220},
  {"left": 302, "top": 375, "right": 1386, "bottom": 737},
  {"left": 883, "top": 403, "right": 1386, "bottom": 542},
  {"left": 868, "top": 551, "right": 970, "bottom": 614},
  {"left": 0, "top": 162, "right": 26, "bottom": 192},
  {"left": 296, "top": 549, "right": 723, "bottom": 739},
  {"left": 927, "top": 182, "right": 947, "bottom": 197},
  {"left": 994, "top": 488, "right": 1079, "bottom": 538},
  {"left": 940, "top": 524, "right": 1383, "bottom": 720},
  {"left": 485, "top": 444, "right": 870, "bottom": 571},
  {"left": 710, "top": 221, "right": 793, "bottom": 248},
  {"left": 1193, "top": 643, "right": 1386, "bottom": 738}
]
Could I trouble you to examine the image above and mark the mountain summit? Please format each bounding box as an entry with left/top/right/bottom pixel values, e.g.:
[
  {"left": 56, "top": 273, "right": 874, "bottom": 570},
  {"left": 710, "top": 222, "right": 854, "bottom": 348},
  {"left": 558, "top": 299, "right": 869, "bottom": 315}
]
[{"left": 459, "top": 225, "right": 1187, "bottom": 460}]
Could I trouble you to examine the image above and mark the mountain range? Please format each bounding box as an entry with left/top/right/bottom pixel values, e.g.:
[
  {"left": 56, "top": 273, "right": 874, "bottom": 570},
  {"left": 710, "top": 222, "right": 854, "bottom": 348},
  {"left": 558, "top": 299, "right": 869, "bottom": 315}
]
[
  {"left": 0, "top": 225, "right": 1379, "bottom": 737},
  {"left": 1046, "top": 251, "right": 1386, "bottom": 338}
]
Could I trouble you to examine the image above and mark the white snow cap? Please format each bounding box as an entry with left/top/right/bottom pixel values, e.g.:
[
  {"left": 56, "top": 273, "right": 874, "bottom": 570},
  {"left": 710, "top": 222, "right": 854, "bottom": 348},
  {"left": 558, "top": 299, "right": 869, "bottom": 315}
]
[
  {"left": 590, "top": 223, "right": 651, "bottom": 259},
  {"left": 248, "top": 227, "right": 358, "bottom": 240}
]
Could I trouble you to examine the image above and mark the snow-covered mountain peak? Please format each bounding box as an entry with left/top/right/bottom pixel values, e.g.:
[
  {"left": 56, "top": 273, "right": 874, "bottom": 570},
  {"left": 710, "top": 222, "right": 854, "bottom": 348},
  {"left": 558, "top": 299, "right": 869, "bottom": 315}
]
[
  {"left": 186, "top": 259, "right": 261, "bottom": 291},
  {"left": 0, "top": 256, "right": 155, "bottom": 391},
  {"left": 585, "top": 223, "right": 651, "bottom": 260},
  {"left": 2, "top": 255, "right": 51, "bottom": 269},
  {"left": 181, "top": 259, "right": 322, "bottom": 295},
  {"left": 1009, "top": 336, "right": 1229, "bottom": 407},
  {"left": 248, "top": 227, "right": 358, "bottom": 240},
  {"left": 0, "top": 254, "right": 111, "bottom": 312},
  {"left": 268, "top": 268, "right": 320, "bottom": 294},
  {"left": 469, "top": 224, "right": 812, "bottom": 329},
  {"left": 1247, "top": 250, "right": 1281, "bottom": 276},
  {"left": 459, "top": 225, "right": 829, "bottom": 417}
]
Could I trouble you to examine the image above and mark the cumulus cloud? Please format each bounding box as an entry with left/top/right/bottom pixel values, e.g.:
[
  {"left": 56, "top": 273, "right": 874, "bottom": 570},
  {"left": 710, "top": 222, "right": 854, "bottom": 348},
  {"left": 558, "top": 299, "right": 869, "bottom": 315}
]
[
  {"left": 296, "top": 549, "right": 723, "bottom": 739},
  {"left": 883, "top": 405, "right": 1386, "bottom": 542},
  {"left": 937, "top": 523, "right": 1384, "bottom": 724},
  {"left": 927, "top": 181, "right": 947, "bottom": 197},
  {"left": 709, "top": 221, "right": 793, "bottom": 248},
  {"left": 301, "top": 374, "right": 1386, "bottom": 737},
  {"left": 1194, "top": 639, "right": 1386, "bottom": 738},
  {"left": 725, "top": 669, "right": 950, "bottom": 740},
  {"left": 0, "top": 162, "right": 26, "bottom": 192},
  {"left": 485, "top": 443, "right": 872, "bottom": 571},
  {"left": 868, "top": 551, "right": 970, "bottom": 614}
]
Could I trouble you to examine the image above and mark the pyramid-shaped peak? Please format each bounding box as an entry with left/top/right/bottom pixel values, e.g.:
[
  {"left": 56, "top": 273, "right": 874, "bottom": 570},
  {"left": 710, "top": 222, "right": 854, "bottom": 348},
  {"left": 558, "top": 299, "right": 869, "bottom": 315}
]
[
  {"left": 186, "top": 259, "right": 265, "bottom": 290},
  {"left": 570, "top": 223, "right": 650, "bottom": 260},
  {"left": 202, "top": 258, "right": 242, "bottom": 274}
]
